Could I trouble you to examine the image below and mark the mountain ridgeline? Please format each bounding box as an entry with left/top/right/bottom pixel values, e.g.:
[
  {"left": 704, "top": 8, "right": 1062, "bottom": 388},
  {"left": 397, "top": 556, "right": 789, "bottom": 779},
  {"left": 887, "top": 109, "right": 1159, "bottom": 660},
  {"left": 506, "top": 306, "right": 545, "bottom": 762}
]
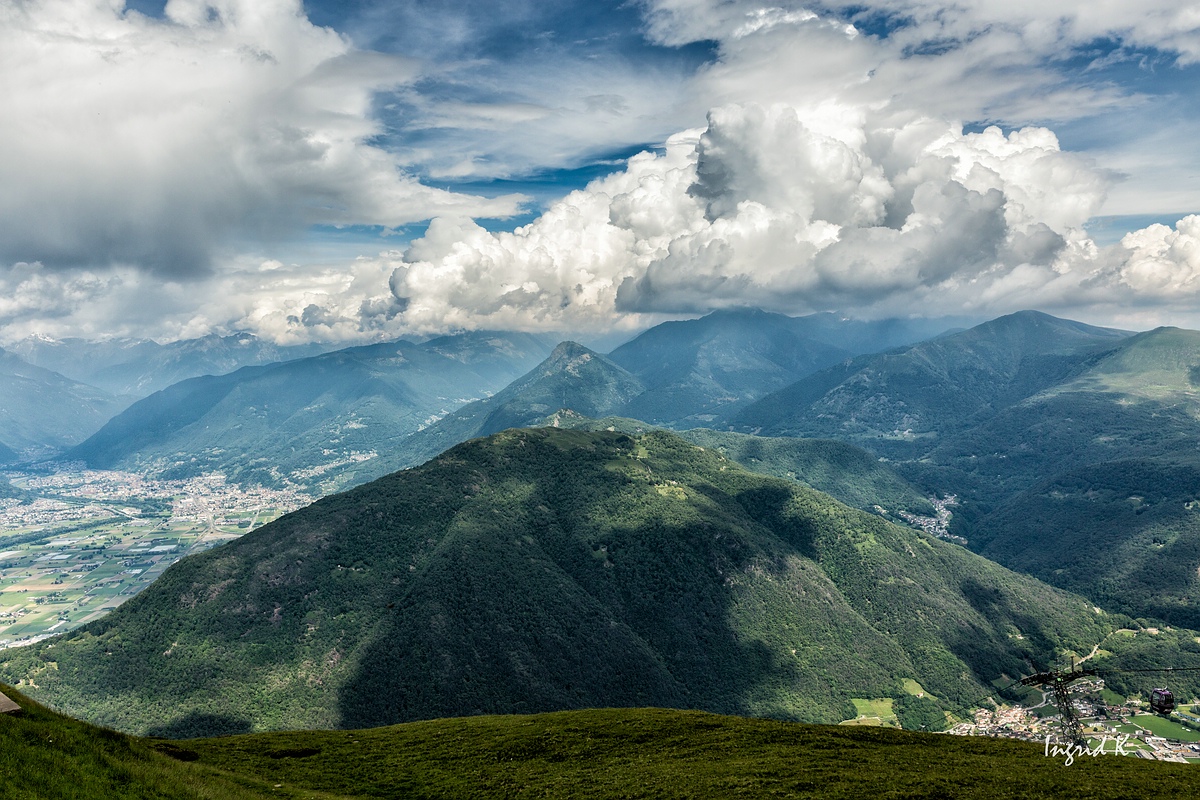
[
  {"left": 735, "top": 311, "right": 1200, "bottom": 628},
  {"left": 0, "top": 347, "right": 129, "bottom": 458},
  {"left": 735, "top": 310, "right": 1131, "bottom": 452},
  {"left": 68, "top": 331, "right": 555, "bottom": 492},
  {"left": 603, "top": 309, "right": 963, "bottom": 426},
  {"left": 64, "top": 310, "right": 959, "bottom": 488},
  {"left": 8, "top": 332, "right": 335, "bottom": 398},
  {"left": 541, "top": 412, "right": 936, "bottom": 520},
  {"left": 2, "top": 427, "right": 1117, "bottom": 737}
]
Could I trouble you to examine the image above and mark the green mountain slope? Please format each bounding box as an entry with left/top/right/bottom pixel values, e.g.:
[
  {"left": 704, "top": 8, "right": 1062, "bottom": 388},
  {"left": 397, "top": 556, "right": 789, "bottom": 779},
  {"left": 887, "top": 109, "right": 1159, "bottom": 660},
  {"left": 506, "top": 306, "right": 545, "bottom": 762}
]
[
  {"left": 68, "top": 332, "right": 553, "bottom": 492},
  {"left": 389, "top": 342, "right": 646, "bottom": 471},
  {"left": 945, "top": 330, "right": 1200, "bottom": 626},
  {"left": 0, "top": 685, "right": 266, "bottom": 799},
  {"left": 1042, "top": 326, "right": 1200, "bottom": 406},
  {"left": 676, "top": 428, "right": 936, "bottom": 518},
  {"left": 606, "top": 308, "right": 958, "bottom": 427},
  {"left": 737, "top": 311, "right": 1129, "bottom": 454},
  {"left": 3, "top": 427, "right": 1116, "bottom": 737},
  {"left": 975, "top": 458, "right": 1200, "bottom": 627},
  {"left": 734, "top": 315, "right": 1200, "bottom": 627},
  {"left": 0, "top": 347, "right": 129, "bottom": 456},
  {"left": 8, "top": 688, "right": 1200, "bottom": 800},
  {"left": 544, "top": 412, "right": 934, "bottom": 519}
]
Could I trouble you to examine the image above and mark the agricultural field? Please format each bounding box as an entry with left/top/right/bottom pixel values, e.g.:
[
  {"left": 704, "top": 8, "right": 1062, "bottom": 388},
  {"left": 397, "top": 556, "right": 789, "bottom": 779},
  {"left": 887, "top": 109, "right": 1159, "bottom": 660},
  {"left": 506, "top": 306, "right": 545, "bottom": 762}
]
[
  {"left": 842, "top": 698, "right": 899, "bottom": 727},
  {"left": 1132, "top": 714, "right": 1200, "bottom": 743},
  {"left": 0, "top": 467, "right": 311, "bottom": 648}
]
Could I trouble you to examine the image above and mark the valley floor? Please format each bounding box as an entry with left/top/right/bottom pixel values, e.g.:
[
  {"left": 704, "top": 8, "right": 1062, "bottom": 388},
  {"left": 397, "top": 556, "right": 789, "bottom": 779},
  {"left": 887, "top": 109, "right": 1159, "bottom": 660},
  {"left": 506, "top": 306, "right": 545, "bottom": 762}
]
[{"left": 0, "top": 467, "right": 309, "bottom": 648}]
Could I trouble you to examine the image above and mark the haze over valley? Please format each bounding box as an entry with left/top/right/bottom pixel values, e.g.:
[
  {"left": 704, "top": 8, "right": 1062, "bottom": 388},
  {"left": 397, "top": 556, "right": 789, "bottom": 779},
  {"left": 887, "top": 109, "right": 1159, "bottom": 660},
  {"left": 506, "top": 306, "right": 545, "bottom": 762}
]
[{"left": 6, "top": 0, "right": 1200, "bottom": 796}]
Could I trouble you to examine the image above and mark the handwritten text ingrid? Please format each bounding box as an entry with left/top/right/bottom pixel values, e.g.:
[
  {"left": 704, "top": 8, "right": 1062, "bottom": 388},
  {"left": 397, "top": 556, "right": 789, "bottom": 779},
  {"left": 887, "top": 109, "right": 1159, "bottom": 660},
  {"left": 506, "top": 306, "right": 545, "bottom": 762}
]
[{"left": 1044, "top": 735, "right": 1132, "bottom": 766}]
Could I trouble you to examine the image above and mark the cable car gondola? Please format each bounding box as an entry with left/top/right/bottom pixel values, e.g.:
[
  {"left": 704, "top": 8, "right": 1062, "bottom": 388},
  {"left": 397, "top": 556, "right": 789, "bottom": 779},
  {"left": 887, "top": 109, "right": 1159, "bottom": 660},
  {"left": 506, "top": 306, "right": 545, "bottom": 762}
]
[{"left": 1150, "top": 687, "right": 1175, "bottom": 715}]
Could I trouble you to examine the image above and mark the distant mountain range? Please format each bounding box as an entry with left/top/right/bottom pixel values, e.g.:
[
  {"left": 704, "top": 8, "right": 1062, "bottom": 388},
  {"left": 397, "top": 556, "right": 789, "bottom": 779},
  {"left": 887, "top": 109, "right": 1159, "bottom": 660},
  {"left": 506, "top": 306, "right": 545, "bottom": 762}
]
[
  {"left": 730, "top": 311, "right": 1200, "bottom": 627},
  {"left": 8, "top": 332, "right": 334, "bottom": 397},
  {"left": 68, "top": 332, "right": 555, "bottom": 492},
  {"left": 1, "top": 426, "right": 1116, "bottom": 737},
  {"left": 734, "top": 310, "right": 1131, "bottom": 449},
  {"left": 605, "top": 309, "right": 961, "bottom": 426},
  {"left": 66, "top": 310, "right": 961, "bottom": 487},
  {"left": 0, "top": 347, "right": 129, "bottom": 458},
  {"left": 32, "top": 307, "right": 1200, "bottom": 630}
]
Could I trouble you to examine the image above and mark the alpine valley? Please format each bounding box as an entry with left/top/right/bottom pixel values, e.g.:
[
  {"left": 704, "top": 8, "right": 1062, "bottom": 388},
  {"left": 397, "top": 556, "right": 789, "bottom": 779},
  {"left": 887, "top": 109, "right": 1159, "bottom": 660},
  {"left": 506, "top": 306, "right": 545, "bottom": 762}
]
[
  {"left": 0, "top": 426, "right": 1125, "bottom": 736},
  {"left": 6, "top": 308, "right": 1200, "bottom": 793}
]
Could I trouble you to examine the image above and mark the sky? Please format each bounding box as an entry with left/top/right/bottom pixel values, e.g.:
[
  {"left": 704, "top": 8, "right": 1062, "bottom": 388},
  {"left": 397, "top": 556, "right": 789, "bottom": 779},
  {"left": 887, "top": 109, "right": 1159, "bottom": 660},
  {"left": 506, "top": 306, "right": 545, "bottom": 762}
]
[{"left": 2, "top": 0, "right": 1200, "bottom": 345}]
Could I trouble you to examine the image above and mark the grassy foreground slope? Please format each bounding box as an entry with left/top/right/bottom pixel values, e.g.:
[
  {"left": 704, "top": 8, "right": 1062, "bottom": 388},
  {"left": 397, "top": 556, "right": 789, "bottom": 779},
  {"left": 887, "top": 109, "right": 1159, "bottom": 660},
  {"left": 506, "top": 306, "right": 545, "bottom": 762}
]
[
  {"left": 0, "top": 686, "right": 267, "bottom": 800},
  {"left": 3, "top": 428, "right": 1113, "bottom": 737},
  {"left": 6, "top": 687, "right": 1200, "bottom": 800}
]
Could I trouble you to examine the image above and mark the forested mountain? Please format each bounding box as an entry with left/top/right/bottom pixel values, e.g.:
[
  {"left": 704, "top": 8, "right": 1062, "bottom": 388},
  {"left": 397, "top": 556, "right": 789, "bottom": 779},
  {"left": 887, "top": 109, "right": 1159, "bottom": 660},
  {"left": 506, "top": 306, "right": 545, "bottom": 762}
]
[
  {"left": 606, "top": 308, "right": 960, "bottom": 426},
  {"left": 67, "top": 332, "right": 555, "bottom": 492},
  {"left": 2, "top": 427, "right": 1122, "bottom": 737},
  {"left": 543, "top": 412, "right": 934, "bottom": 520},
  {"left": 735, "top": 310, "right": 1130, "bottom": 453},
  {"left": 0, "top": 347, "right": 129, "bottom": 458},
  {"left": 8, "top": 332, "right": 333, "bottom": 397},
  {"left": 733, "top": 313, "right": 1200, "bottom": 627},
  {"left": 951, "top": 328, "right": 1200, "bottom": 626},
  {"left": 388, "top": 342, "right": 647, "bottom": 472}
]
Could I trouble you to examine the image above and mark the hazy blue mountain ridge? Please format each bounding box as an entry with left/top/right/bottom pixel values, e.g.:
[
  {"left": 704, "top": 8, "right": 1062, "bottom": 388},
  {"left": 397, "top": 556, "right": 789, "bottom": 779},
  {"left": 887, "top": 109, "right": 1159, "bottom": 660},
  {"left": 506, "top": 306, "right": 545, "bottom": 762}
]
[
  {"left": 735, "top": 310, "right": 1131, "bottom": 455},
  {"left": 0, "top": 347, "right": 129, "bottom": 457},
  {"left": 68, "top": 332, "right": 556, "bottom": 492},
  {"left": 607, "top": 308, "right": 965, "bottom": 427},
  {"left": 57, "top": 311, "right": 963, "bottom": 490},
  {"left": 9, "top": 332, "right": 335, "bottom": 397},
  {"left": 387, "top": 342, "right": 648, "bottom": 473}
]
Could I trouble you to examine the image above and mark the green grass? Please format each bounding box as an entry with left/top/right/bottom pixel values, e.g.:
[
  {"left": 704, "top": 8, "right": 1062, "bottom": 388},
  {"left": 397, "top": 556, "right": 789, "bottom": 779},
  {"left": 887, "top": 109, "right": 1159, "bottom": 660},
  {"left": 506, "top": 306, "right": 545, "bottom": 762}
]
[
  {"left": 11, "top": 684, "right": 1200, "bottom": 799},
  {"left": 845, "top": 698, "right": 899, "bottom": 726},
  {"left": 1133, "top": 714, "right": 1200, "bottom": 742},
  {"left": 0, "top": 686, "right": 274, "bottom": 799},
  {"left": 149, "top": 707, "right": 1200, "bottom": 798}
]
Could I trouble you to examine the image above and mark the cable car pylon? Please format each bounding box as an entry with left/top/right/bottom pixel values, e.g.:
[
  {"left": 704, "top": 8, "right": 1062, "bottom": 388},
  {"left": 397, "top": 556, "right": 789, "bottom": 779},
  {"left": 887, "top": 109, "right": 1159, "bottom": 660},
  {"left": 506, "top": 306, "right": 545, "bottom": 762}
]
[{"left": 1019, "top": 656, "right": 1096, "bottom": 747}]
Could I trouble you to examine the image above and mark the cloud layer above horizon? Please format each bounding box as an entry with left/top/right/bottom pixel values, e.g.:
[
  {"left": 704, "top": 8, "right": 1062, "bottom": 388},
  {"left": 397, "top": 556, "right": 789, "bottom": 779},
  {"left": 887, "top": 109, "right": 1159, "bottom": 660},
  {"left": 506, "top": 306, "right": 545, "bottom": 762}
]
[
  {"left": 3, "top": 0, "right": 1200, "bottom": 344},
  {"left": 0, "top": 0, "right": 522, "bottom": 276}
]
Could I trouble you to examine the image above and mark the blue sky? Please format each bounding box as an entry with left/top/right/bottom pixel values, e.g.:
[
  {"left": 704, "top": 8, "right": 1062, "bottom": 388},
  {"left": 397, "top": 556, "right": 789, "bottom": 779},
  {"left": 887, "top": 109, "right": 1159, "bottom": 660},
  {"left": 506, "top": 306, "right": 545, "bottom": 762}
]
[{"left": 2, "top": 0, "right": 1200, "bottom": 343}]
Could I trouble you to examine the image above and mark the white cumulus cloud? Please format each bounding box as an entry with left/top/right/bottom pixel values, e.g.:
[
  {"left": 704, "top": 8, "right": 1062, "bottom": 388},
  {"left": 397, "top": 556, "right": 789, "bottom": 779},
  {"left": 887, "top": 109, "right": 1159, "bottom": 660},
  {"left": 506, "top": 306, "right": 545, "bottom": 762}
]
[
  {"left": 393, "top": 100, "right": 1121, "bottom": 328},
  {"left": 0, "top": 0, "right": 522, "bottom": 275}
]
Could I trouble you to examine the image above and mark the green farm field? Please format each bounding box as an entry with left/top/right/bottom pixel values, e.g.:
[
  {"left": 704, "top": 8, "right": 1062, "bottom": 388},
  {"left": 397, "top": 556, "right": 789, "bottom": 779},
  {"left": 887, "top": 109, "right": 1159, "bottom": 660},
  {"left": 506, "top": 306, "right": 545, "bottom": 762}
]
[
  {"left": 0, "top": 513, "right": 277, "bottom": 647},
  {"left": 1133, "top": 714, "right": 1200, "bottom": 743}
]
